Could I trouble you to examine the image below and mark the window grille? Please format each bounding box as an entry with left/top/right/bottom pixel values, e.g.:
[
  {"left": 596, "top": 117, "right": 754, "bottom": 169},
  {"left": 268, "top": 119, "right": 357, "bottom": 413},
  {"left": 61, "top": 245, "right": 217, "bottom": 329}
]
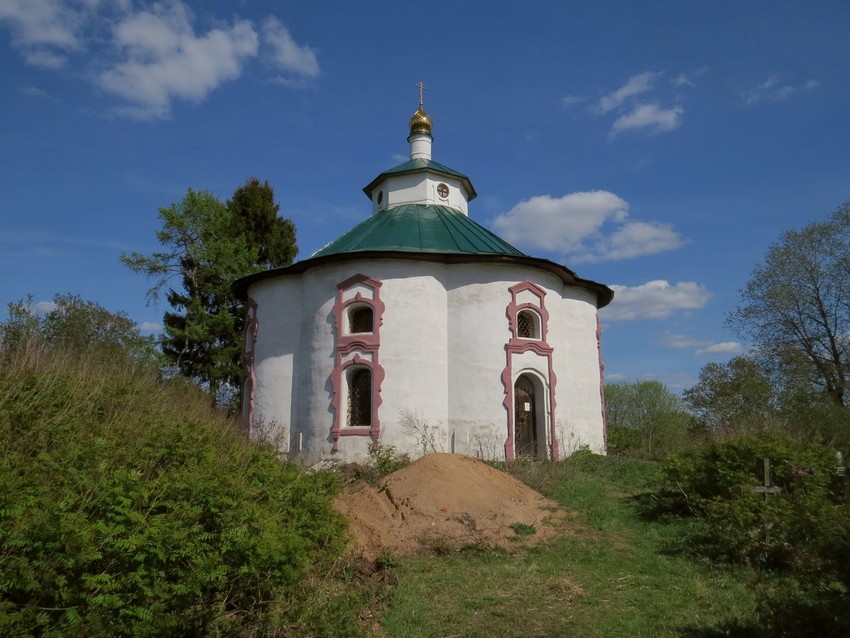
[
  {"left": 347, "top": 368, "right": 372, "bottom": 426},
  {"left": 349, "top": 306, "right": 373, "bottom": 333},
  {"left": 517, "top": 310, "right": 537, "bottom": 339}
]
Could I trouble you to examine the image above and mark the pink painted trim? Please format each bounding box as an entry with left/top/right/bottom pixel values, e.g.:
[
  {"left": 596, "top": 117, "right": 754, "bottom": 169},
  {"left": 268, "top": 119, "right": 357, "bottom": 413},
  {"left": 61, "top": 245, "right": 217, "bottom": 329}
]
[
  {"left": 501, "top": 281, "right": 559, "bottom": 460},
  {"left": 329, "top": 274, "right": 386, "bottom": 451},
  {"left": 242, "top": 298, "right": 259, "bottom": 437},
  {"left": 597, "top": 313, "right": 608, "bottom": 452}
]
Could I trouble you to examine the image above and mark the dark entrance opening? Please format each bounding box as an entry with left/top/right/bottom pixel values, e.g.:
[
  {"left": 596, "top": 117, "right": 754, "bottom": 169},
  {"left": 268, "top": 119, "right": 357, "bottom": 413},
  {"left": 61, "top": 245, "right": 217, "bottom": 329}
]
[{"left": 514, "top": 374, "right": 538, "bottom": 458}]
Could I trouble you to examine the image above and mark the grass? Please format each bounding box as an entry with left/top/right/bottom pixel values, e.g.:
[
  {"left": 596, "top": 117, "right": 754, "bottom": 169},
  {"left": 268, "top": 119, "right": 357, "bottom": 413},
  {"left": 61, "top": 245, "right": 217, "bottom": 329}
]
[
  {"left": 0, "top": 338, "right": 762, "bottom": 636},
  {"left": 378, "top": 454, "right": 758, "bottom": 637}
]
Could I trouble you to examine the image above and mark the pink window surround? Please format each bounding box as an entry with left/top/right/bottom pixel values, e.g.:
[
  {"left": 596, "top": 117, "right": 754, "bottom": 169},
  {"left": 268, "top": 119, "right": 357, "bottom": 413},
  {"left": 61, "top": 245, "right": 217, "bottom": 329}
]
[
  {"left": 500, "top": 281, "right": 559, "bottom": 461},
  {"left": 330, "top": 274, "right": 386, "bottom": 452},
  {"left": 242, "top": 298, "right": 259, "bottom": 437}
]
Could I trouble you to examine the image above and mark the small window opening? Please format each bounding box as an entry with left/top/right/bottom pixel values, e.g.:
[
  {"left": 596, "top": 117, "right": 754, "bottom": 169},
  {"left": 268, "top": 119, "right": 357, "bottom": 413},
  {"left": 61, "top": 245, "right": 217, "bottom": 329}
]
[
  {"left": 347, "top": 368, "right": 372, "bottom": 426},
  {"left": 517, "top": 310, "right": 537, "bottom": 339},
  {"left": 349, "top": 306, "right": 373, "bottom": 333}
]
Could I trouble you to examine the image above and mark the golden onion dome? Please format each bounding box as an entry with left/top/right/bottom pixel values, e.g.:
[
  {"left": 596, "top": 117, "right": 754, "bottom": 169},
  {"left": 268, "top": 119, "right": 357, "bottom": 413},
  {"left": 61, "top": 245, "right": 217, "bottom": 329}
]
[{"left": 409, "top": 107, "right": 432, "bottom": 136}]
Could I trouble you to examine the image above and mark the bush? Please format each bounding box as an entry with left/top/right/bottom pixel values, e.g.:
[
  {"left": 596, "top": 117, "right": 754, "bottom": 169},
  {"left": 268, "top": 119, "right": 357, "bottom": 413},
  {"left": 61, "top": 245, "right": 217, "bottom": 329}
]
[
  {"left": 655, "top": 432, "right": 850, "bottom": 637},
  {"left": 604, "top": 381, "right": 692, "bottom": 459},
  {"left": 660, "top": 433, "right": 844, "bottom": 568},
  {"left": 0, "top": 345, "right": 347, "bottom": 636}
]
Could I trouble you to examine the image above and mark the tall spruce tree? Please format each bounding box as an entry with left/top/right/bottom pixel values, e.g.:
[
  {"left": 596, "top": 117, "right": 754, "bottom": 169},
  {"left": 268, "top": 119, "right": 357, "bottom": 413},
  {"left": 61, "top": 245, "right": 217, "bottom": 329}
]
[
  {"left": 122, "top": 180, "right": 297, "bottom": 408},
  {"left": 228, "top": 177, "right": 297, "bottom": 267}
]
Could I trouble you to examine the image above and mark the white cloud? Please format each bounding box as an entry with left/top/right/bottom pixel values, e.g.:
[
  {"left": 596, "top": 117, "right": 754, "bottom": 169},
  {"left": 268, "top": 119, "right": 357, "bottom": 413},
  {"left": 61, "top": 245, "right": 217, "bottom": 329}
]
[
  {"left": 663, "top": 333, "right": 705, "bottom": 349},
  {"left": 97, "top": 3, "right": 259, "bottom": 119},
  {"left": 663, "top": 332, "right": 743, "bottom": 356},
  {"left": 696, "top": 342, "right": 742, "bottom": 356},
  {"left": 262, "top": 15, "right": 319, "bottom": 78},
  {"left": 592, "top": 71, "right": 686, "bottom": 137},
  {"left": 138, "top": 321, "right": 162, "bottom": 333},
  {"left": 671, "top": 68, "right": 708, "bottom": 88},
  {"left": 1, "top": 2, "right": 317, "bottom": 118},
  {"left": 672, "top": 73, "right": 695, "bottom": 88},
  {"left": 601, "top": 280, "right": 711, "bottom": 322},
  {"left": 611, "top": 103, "right": 683, "bottom": 136},
  {"left": 744, "top": 75, "right": 819, "bottom": 105},
  {"left": 34, "top": 300, "right": 57, "bottom": 314},
  {"left": 598, "top": 71, "right": 659, "bottom": 113},
  {"left": 492, "top": 191, "right": 683, "bottom": 262},
  {"left": 493, "top": 191, "right": 629, "bottom": 253},
  {"left": 22, "top": 85, "right": 50, "bottom": 98},
  {"left": 577, "top": 220, "right": 684, "bottom": 263},
  {"left": 561, "top": 94, "right": 584, "bottom": 107},
  {"left": 0, "top": 0, "right": 82, "bottom": 67}
]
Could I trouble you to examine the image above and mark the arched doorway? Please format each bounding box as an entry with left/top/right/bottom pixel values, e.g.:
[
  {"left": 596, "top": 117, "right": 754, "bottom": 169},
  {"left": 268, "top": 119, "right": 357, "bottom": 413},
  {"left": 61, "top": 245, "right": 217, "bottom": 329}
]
[{"left": 514, "top": 374, "right": 539, "bottom": 458}]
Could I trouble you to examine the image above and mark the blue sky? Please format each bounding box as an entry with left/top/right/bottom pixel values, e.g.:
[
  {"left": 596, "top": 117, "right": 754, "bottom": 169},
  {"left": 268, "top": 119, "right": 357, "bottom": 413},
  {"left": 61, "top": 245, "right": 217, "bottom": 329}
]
[{"left": 2, "top": 1, "right": 849, "bottom": 392}]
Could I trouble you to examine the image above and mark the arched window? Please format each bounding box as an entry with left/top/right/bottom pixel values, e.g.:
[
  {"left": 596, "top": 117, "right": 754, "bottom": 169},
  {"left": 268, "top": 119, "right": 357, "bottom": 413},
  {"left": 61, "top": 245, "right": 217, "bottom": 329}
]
[
  {"left": 517, "top": 310, "right": 539, "bottom": 339},
  {"left": 347, "top": 367, "right": 372, "bottom": 426},
  {"left": 348, "top": 305, "right": 373, "bottom": 333}
]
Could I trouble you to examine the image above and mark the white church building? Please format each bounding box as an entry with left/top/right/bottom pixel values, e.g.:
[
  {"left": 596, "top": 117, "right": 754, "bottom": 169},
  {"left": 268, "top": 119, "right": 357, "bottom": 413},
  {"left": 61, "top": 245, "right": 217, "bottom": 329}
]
[{"left": 233, "top": 98, "right": 613, "bottom": 464}]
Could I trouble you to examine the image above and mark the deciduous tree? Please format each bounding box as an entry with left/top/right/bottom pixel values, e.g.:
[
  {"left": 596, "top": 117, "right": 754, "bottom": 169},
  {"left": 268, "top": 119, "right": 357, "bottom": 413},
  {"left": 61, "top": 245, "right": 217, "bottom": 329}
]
[
  {"left": 729, "top": 202, "right": 850, "bottom": 406},
  {"left": 1, "top": 294, "right": 156, "bottom": 363},
  {"left": 605, "top": 380, "right": 690, "bottom": 458},
  {"left": 683, "top": 355, "right": 777, "bottom": 435}
]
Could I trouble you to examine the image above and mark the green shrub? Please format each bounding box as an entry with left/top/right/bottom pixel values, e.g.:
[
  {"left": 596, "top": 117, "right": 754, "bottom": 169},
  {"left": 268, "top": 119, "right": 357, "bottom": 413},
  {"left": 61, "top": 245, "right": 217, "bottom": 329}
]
[
  {"left": 0, "top": 346, "right": 347, "bottom": 636},
  {"left": 368, "top": 441, "right": 410, "bottom": 476},
  {"left": 605, "top": 425, "right": 642, "bottom": 456},
  {"left": 659, "top": 432, "right": 844, "bottom": 569},
  {"left": 604, "top": 381, "right": 692, "bottom": 459},
  {"left": 654, "top": 432, "right": 850, "bottom": 637}
]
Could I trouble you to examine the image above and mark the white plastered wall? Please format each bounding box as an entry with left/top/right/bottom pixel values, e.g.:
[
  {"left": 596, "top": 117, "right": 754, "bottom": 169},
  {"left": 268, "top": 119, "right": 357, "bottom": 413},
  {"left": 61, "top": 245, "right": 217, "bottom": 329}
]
[
  {"left": 371, "top": 173, "right": 469, "bottom": 214},
  {"left": 246, "top": 259, "right": 606, "bottom": 464},
  {"left": 548, "top": 286, "right": 607, "bottom": 454},
  {"left": 366, "top": 262, "right": 449, "bottom": 458}
]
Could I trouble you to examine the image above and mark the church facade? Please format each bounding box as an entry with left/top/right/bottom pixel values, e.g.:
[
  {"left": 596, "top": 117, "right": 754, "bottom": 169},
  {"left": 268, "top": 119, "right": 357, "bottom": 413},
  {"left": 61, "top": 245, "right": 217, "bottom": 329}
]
[{"left": 233, "top": 100, "right": 613, "bottom": 464}]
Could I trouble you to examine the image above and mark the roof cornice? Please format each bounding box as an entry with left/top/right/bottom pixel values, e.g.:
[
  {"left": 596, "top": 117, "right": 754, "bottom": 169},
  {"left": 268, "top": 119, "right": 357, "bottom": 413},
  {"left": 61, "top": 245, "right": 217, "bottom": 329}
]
[{"left": 232, "top": 250, "right": 613, "bottom": 308}]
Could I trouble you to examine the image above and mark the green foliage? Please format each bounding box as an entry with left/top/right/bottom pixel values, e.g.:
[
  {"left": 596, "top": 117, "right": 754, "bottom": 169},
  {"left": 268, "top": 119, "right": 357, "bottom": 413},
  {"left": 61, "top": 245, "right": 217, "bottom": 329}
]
[
  {"left": 604, "top": 380, "right": 691, "bottom": 459},
  {"left": 121, "top": 180, "right": 297, "bottom": 409},
  {"left": 387, "top": 455, "right": 756, "bottom": 637},
  {"left": 656, "top": 433, "right": 850, "bottom": 636},
  {"left": 508, "top": 522, "right": 536, "bottom": 536},
  {"left": 660, "top": 433, "right": 844, "bottom": 566},
  {"left": 1, "top": 294, "right": 158, "bottom": 364},
  {"left": 683, "top": 355, "right": 777, "bottom": 435},
  {"left": 729, "top": 200, "right": 850, "bottom": 407},
  {"left": 228, "top": 177, "right": 298, "bottom": 267},
  {"left": 368, "top": 441, "right": 411, "bottom": 476},
  {"left": 778, "top": 383, "right": 850, "bottom": 451},
  {"left": 0, "top": 341, "right": 346, "bottom": 636}
]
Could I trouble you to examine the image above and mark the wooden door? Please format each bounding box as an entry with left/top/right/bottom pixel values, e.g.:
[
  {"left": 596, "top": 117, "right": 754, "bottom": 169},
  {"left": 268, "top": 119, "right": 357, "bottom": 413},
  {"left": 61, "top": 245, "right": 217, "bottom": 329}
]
[{"left": 514, "top": 375, "right": 537, "bottom": 458}]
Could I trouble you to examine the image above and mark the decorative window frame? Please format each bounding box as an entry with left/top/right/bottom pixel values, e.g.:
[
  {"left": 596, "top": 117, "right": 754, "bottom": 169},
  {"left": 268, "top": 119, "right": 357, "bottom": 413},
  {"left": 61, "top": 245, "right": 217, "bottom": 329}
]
[
  {"left": 346, "top": 303, "right": 374, "bottom": 334},
  {"left": 330, "top": 274, "right": 386, "bottom": 451},
  {"left": 517, "top": 308, "right": 541, "bottom": 339},
  {"left": 241, "top": 298, "right": 259, "bottom": 437},
  {"left": 500, "top": 281, "right": 560, "bottom": 460}
]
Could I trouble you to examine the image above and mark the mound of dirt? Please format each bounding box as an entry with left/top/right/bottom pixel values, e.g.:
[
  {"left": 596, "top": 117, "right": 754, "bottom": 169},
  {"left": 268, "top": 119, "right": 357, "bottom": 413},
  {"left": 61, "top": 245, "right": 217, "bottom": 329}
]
[{"left": 334, "top": 453, "right": 564, "bottom": 559}]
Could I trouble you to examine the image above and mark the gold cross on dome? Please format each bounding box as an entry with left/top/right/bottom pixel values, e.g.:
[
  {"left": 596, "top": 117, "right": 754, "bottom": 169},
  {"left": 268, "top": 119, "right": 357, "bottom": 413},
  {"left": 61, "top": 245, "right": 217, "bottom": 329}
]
[{"left": 416, "top": 81, "right": 426, "bottom": 109}]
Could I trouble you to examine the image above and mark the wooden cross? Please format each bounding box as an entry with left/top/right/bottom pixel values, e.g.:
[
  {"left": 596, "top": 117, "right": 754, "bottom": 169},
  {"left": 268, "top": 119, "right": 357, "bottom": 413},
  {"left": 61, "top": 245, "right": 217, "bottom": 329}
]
[
  {"left": 752, "top": 458, "right": 782, "bottom": 496},
  {"left": 752, "top": 458, "right": 782, "bottom": 544},
  {"left": 416, "top": 81, "right": 426, "bottom": 109}
]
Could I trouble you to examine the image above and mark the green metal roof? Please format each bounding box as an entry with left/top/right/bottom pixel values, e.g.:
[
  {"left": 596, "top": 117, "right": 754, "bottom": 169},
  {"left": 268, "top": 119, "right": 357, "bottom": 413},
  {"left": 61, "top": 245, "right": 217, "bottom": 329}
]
[
  {"left": 310, "top": 204, "right": 525, "bottom": 258},
  {"left": 362, "top": 158, "right": 477, "bottom": 200}
]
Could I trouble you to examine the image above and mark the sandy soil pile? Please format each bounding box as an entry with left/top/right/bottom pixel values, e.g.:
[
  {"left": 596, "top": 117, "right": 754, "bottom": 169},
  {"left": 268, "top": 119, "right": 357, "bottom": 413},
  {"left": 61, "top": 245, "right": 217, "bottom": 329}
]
[{"left": 334, "top": 453, "right": 564, "bottom": 559}]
